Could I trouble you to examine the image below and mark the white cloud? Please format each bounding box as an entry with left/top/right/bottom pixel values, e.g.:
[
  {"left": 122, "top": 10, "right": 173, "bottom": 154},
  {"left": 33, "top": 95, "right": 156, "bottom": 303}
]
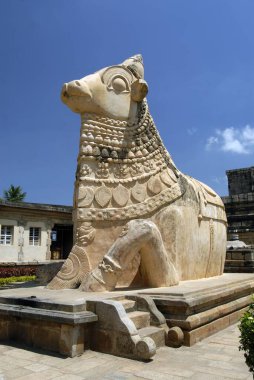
[
  {"left": 242, "top": 125, "right": 254, "bottom": 145},
  {"left": 187, "top": 127, "right": 198, "bottom": 136},
  {"left": 206, "top": 125, "right": 254, "bottom": 154},
  {"left": 206, "top": 136, "right": 219, "bottom": 150}
]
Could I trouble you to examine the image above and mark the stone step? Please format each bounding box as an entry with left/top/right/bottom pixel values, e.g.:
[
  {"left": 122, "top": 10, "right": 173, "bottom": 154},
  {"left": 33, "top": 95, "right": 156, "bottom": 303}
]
[
  {"left": 138, "top": 326, "right": 166, "bottom": 348},
  {"left": 119, "top": 299, "right": 136, "bottom": 312},
  {"left": 128, "top": 311, "right": 150, "bottom": 329}
]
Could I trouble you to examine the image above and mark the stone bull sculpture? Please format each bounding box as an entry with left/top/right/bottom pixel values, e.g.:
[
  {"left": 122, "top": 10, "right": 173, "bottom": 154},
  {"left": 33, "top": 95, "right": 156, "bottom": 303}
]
[{"left": 48, "top": 55, "right": 227, "bottom": 292}]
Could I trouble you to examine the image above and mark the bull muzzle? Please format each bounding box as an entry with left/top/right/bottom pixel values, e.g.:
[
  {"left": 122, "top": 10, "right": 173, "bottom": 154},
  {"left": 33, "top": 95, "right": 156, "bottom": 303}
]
[{"left": 61, "top": 80, "right": 92, "bottom": 100}]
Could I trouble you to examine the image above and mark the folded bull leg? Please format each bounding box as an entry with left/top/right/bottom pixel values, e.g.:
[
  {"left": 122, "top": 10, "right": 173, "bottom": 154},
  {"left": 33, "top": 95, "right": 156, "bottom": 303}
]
[{"left": 80, "top": 219, "right": 179, "bottom": 292}]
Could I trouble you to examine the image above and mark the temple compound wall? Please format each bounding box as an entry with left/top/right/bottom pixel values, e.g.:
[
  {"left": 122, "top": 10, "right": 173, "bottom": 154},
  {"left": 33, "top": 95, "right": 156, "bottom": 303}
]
[{"left": 222, "top": 166, "right": 254, "bottom": 245}]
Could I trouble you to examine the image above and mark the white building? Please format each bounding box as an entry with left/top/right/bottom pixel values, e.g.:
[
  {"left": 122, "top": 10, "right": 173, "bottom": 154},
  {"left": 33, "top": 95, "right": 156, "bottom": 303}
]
[{"left": 0, "top": 201, "right": 73, "bottom": 262}]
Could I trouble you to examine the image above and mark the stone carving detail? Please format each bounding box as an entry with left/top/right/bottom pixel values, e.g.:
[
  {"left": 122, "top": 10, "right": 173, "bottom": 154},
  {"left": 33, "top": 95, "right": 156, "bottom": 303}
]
[
  {"left": 47, "top": 223, "right": 94, "bottom": 289},
  {"left": 78, "top": 183, "right": 183, "bottom": 221},
  {"left": 95, "top": 185, "right": 112, "bottom": 207},
  {"left": 144, "top": 160, "right": 155, "bottom": 173},
  {"left": 48, "top": 54, "right": 227, "bottom": 291},
  {"left": 114, "top": 164, "right": 129, "bottom": 178},
  {"left": 77, "top": 222, "right": 96, "bottom": 246},
  {"left": 78, "top": 186, "right": 94, "bottom": 207},
  {"left": 96, "top": 162, "right": 109, "bottom": 178},
  {"left": 160, "top": 171, "right": 176, "bottom": 187},
  {"left": 147, "top": 176, "right": 162, "bottom": 195},
  {"left": 49, "top": 244, "right": 90, "bottom": 289},
  {"left": 119, "top": 224, "right": 129, "bottom": 237},
  {"left": 129, "top": 162, "right": 143, "bottom": 177},
  {"left": 80, "top": 164, "right": 92, "bottom": 178},
  {"left": 131, "top": 183, "right": 146, "bottom": 203},
  {"left": 112, "top": 184, "right": 129, "bottom": 207}
]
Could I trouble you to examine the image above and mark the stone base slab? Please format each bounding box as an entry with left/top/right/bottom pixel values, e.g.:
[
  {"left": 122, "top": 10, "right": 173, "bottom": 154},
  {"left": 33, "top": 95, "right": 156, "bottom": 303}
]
[
  {"left": 0, "top": 316, "right": 88, "bottom": 357},
  {"left": 136, "top": 273, "right": 254, "bottom": 346},
  {"left": 183, "top": 307, "right": 246, "bottom": 346},
  {"left": 0, "top": 273, "right": 253, "bottom": 355}
]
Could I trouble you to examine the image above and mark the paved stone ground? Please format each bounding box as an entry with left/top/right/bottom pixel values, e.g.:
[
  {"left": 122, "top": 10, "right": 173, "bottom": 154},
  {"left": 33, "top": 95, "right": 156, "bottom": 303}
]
[{"left": 0, "top": 323, "right": 251, "bottom": 380}]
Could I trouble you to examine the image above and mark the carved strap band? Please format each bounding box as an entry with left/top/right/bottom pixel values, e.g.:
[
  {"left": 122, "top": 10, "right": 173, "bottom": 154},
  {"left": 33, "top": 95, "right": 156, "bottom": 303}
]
[{"left": 76, "top": 183, "right": 183, "bottom": 221}]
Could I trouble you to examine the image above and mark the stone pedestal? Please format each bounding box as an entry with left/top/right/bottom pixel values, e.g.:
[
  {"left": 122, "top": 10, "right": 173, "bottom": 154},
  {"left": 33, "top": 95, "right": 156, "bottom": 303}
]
[
  {"left": 137, "top": 273, "right": 254, "bottom": 346},
  {"left": 0, "top": 274, "right": 253, "bottom": 357},
  {"left": 0, "top": 291, "right": 97, "bottom": 357}
]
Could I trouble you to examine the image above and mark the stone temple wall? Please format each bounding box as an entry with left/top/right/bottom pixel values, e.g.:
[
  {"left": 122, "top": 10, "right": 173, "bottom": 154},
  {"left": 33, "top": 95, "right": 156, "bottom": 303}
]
[
  {"left": 222, "top": 166, "right": 254, "bottom": 245},
  {"left": 226, "top": 167, "right": 254, "bottom": 196}
]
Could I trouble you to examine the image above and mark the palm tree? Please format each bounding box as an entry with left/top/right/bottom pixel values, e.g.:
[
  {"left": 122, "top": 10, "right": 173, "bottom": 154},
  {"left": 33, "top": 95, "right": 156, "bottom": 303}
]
[{"left": 3, "top": 185, "right": 27, "bottom": 202}]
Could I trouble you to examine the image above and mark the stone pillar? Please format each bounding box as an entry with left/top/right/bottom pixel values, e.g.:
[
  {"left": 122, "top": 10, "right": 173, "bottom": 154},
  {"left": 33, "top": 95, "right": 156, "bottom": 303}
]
[
  {"left": 17, "top": 221, "right": 26, "bottom": 262},
  {"left": 46, "top": 222, "right": 54, "bottom": 260}
]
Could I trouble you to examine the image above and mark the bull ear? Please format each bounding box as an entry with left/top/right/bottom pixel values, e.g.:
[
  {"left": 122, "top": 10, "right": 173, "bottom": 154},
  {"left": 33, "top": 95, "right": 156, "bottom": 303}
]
[{"left": 131, "top": 79, "right": 148, "bottom": 102}]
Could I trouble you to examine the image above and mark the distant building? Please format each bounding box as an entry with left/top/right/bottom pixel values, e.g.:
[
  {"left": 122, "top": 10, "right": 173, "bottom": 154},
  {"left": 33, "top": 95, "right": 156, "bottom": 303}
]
[
  {"left": 0, "top": 201, "right": 73, "bottom": 262},
  {"left": 222, "top": 166, "right": 254, "bottom": 245}
]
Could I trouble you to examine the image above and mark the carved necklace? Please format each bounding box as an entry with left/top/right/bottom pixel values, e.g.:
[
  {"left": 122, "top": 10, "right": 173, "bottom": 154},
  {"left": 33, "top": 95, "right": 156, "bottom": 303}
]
[{"left": 74, "top": 101, "right": 183, "bottom": 222}]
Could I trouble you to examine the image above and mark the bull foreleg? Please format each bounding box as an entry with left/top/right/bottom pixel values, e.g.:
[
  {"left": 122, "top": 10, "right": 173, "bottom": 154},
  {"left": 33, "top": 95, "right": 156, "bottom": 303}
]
[{"left": 79, "top": 219, "right": 179, "bottom": 292}]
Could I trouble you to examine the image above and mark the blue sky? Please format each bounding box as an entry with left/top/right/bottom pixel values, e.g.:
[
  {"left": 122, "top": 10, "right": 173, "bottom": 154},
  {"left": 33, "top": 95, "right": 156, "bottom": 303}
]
[{"left": 0, "top": 0, "right": 254, "bottom": 205}]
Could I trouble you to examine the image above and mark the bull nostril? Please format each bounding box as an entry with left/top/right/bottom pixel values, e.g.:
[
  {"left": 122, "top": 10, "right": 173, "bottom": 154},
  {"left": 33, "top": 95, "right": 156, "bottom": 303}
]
[
  {"left": 75, "top": 80, "right": 81, "bottom": 87},
  {"left": 62, "top": 83, "right": 69, "bottom": 98}
]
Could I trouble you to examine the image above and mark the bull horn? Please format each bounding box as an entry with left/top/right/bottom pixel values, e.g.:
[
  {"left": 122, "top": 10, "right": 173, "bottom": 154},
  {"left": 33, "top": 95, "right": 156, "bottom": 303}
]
[{"left": 122, "top": 54, "right": 144, "bottom": 79}]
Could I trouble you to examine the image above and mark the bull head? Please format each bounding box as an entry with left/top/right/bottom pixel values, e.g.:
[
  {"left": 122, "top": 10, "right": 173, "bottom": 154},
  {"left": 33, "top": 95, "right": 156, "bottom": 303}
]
[{"left": 61, "top": 55, "right": 148, "bottom": 120}]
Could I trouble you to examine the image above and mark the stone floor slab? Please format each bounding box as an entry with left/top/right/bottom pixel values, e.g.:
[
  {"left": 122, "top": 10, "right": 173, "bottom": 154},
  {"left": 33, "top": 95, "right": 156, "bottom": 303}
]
[{"left": 0, "top": 323, "right": 251, "bottom": 379}]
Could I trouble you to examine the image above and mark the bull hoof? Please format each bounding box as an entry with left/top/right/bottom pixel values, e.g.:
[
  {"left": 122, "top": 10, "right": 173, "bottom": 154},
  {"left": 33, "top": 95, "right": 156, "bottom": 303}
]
[{"left": 79, "top": 269, "right": 109, "bottom": 292}]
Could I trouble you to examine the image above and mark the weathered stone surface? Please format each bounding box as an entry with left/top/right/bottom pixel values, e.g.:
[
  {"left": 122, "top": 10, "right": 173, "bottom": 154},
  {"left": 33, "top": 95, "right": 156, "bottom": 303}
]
[
  {"left": 227, "top": 166, "right": 254, "bottom": 195},
  {"left": 59, "top": 324, "right": 84, "bottom": 357},
  {"left": 78, "top": 186, "right": 94, "bottom": 207},
  {"left": 225, "top": 246, "right": 254, "bottom": 273},
  {"left": 167, "top": 326, "right": 184, "bottom": 348},
  {"left": 1, "top": 273, "right": 254, "bottom": 359},
  {"left": 0, "top": 323, "right": 250, "bottom": 379},
  {"left": 222, "top": 167, "right": 254, "bottom": 245},
  {"left": 128, "top": 310, "right": 150, "bottom": 329},
  {"left": 183, "top": 308, "right": 246, "bottom": 346},
  {"left": 138, "top": 326, "right": 165, "bottom": 347},
  {"left": 95, "top": 185, "right": 112, "bottom": 208},
  {"left": 112, "top": 184, "right": 129, "bottom": 207},
  {"left": 48, "top": 54, "right": 227, "bottom": 291},
  {"left": 0, "top": 319, "right": 9, "bottom": 340},
  {"left": 35, "top": 261, "right": 64, "bottom": 285},
  {"left": 86, "top": 298, "right": 158, "bottom": 359},
  {"left": 135, "top": 337, "right": 156, "bottom": 360}
]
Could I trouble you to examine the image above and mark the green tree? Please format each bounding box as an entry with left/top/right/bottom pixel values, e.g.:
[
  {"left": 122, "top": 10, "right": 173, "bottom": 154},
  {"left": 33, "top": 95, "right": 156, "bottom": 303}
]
[{"left": 3, "top": 185, "right": 26, "bottom": 202}]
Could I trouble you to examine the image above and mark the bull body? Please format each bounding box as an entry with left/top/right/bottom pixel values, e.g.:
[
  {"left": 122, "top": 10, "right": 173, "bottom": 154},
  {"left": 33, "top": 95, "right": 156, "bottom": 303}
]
[{"left": 48, "top": 55, "right": 227, "bottom": 291}]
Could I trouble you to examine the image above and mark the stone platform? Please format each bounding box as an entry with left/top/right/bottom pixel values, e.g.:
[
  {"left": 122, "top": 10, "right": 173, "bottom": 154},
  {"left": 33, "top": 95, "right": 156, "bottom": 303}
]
[
  {"left": 138, "top": 273, "right": 254, "bottom": 346},
  {"left": 0, "top": 273, "right": 253, "bottom": 359}
]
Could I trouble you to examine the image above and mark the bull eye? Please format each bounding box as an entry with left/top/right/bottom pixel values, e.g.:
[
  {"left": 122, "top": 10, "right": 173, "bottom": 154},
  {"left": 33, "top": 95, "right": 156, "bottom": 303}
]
[{"left": 111, "top": 77, "right": 128, "bottom": 92}]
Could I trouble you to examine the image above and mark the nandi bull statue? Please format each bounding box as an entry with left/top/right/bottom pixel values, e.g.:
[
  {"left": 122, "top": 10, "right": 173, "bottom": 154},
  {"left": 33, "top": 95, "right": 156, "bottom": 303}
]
[{"left": 48, "top": 55, "right": 227, "bottom": 292}]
